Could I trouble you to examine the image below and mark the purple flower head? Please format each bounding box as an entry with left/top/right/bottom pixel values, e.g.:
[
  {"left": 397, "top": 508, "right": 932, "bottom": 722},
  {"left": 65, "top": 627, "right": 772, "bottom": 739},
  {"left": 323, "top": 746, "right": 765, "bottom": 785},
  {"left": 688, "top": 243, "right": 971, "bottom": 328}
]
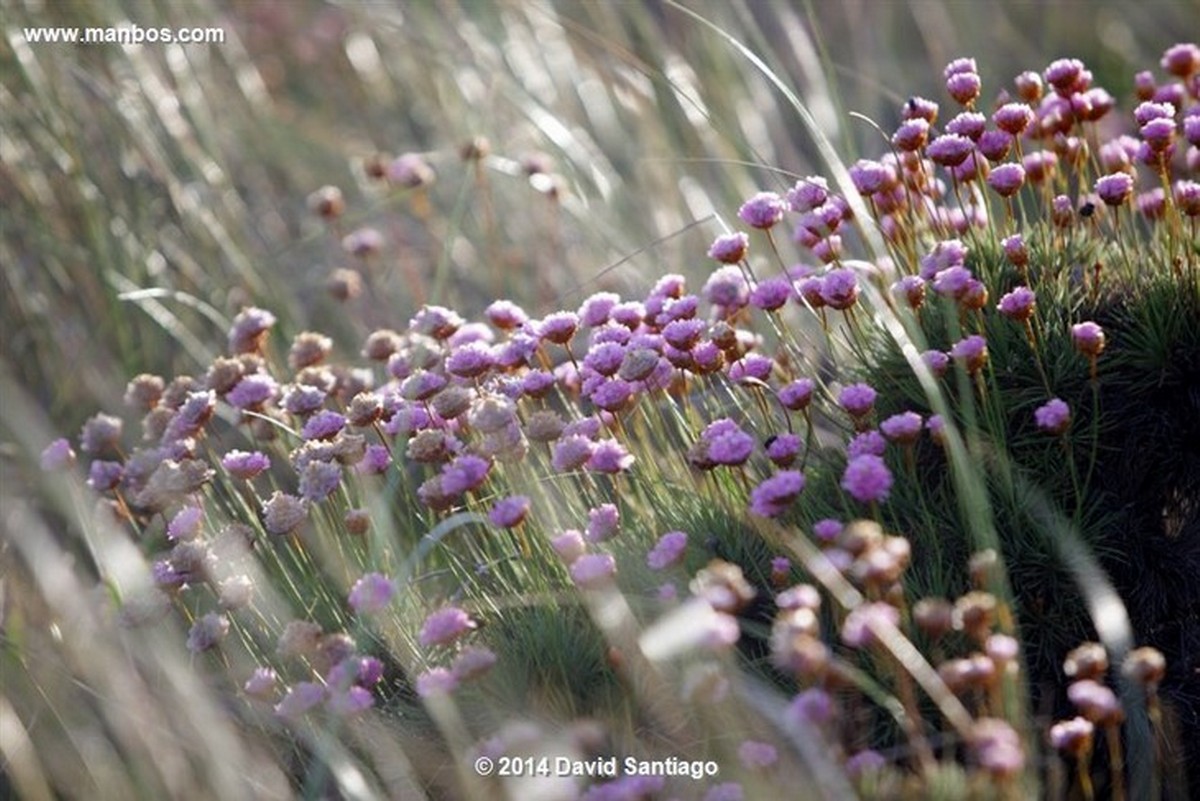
[
  {"left": 228, "top": 306, "right": 276, "bottom": 354},
  {"left": 302, "top": 410, "right": 346, "bottom": 441},
  {"left": 787, "top": 176, "right": 830, "bottom": 212},
  {"left": 847, "top": 430, "right": 887, "bottom": 459},
  {"left": 40, "top": 438, "right": 76, "bottom": 471},
  {"left": 244, "top": 667, "right": 278, "bottom": 698},
  {"left": 708, "top": 232, "right": 749, "bottom": 264},
  {"left": 418, "top": 606, "right": 476, "bottom": 648},
  {"left": 570, "top": 552, "right": 616, "bottom": 588},
  {"left": 578, "top": 292, "right": 621, "bottom": 327},
  {"left": 1135, "top": 100, "right": 1176, "bottom": 127},
  {"left": 788, "top": 687, "right": 836, "bottom": 726},
  {"left": 946, "top": 71, "right": 982, "bottom": 106},
  {"left": 977, "top": 129, "right": 1013, "bottom": 162},
  {"left": 779, "top": 379, "right": 815, "bottom": 411},
  {"left": 703, "top": 265, "right": 751, "bottom": 311},
  {"left": 881, "top": 412, "right": 924, "bottom": 444},
  {"left": 538, "top": 311, "right": 580, "bottom": 345},
  {"left": 921, "top": 350, "right": 950, "bottom": 379},
  {"left": 1035, "top": 398, "right": 1071, "bottom": 434},
  {"left": 728, "top": 353, "right": 774, "bottom": 384},
  {"left": 1185, "top": 115, "right": 1200, "bottom": 148},
  {"left": 590, "top": 379, "right": 635, "bottom": 413},
  {"left": 275, "top": 682, "right": 325, "bottom": 719},
  {"left": 348, "top": 572, "right": 395, "bottom": 615},
  {"left": 932, "top": 265, "right": 974, "bottom": 299},
  {"left": 918, "top": 239, "right": 968, "bottom": 279},
  {"left": 748, "top": 470, "right": 806, "bottom": 517},
  {"left": 647, "top": 531, "right": 688, "bottom": 570},
  {"left": 947, "top": 111, "right": 987, "bottom": 141},
  {"left": 489, "top": 495, "right": 530, "bottom": 528},
  {"left": 410, "top": 305, "right": 463, "bottom": 340},
  {"left": 552, "top": 435, "right": 595, "bottom": 472},
  {"left": 993, "top": 102, "right": 1035, "bottom": 135},
  {"left": 551, "top": 529, "right": 587, "bottom": 563},
  {"left": 585, "top": 503, "right": 620, "bottom": 543},
  {"left": 79, "top": 412, "right": 123, "bottom": 455},
  {"left": 1044, "top": 58, "right": 1085, "bottom": 95},
  {"left": 902, "top": 95, "right": 939, "bottom": 123},
  {"left": 416, "top": 668, "right": 459, "bottom": 698},
  {"left": 943, "top": 57, "right": 978, "bottom": 79},
  {"left": 950, "top": 334, "right": 989, "bottom": 372},
  {"left": 298, "top": 459, "right": 342, "bottom": 503},
  {"left": 738, "top": 191, "right": 786, "bottom": 229},
  {"left": 445, "top": 342, "right": 494, "bottom": 379},
  {"left": 997, "top": 286, "right": 1036, "bottom": 321},
  {"left": 327, "top": 686, "right": 374, "bottom": 716},
  {"left": 226, "top": 374, "right": 278, "bottom": 411},
  {"left": 662, "top": 318, "right": 706, "bottom": 351},
  {"left": 388, "top": 152, "right": 435, "bottom": 187},
  {"left": 849, "top": 159, "right": 889, "bottom": 194},
  {"left": 451, "top": 645, "right": 498, "bottom": 682},
  {"left": 587, "top": 439, "right": 634, "bottom": 474},
  {"left": 1176, "top": 180, "right": 1200, "bottom": 217},
  {"left": 1071, "top": 321, "right": 1106, "bottom": 357},
  {"left": 282, "top": 383, "right": 326, "bottom": 416},
  {"left": 1002, "top": 234, "right": 1029, "bottom": 267},
  {"left": 819, "top": 268, "right": 859, "bottom": 310},
  {"left": 186, "top": 612, "right": 229, "bottom": 653},
  {"left": 356, "top": 444, "right": 391, "bottom": 475},
  {"left": 838, "top": 383, "right": 877, "bottom": 417},
  {"left": 892, "top": 118, "right": 930, "bottom": 152},
  {"left": 168, "top": 505, "right": 204, "bottom": 541},
  {"left": 987, "top": 163, "right": 1026, "bottom": 197},
  {"left": 841, "top": 454, "right": 893, "bottom": 503},
  {"left": 749, "top": 277, "right": 793, "bottom": 311},
  {"left": 813, "top": 518, "right": 843, "bottom": 542},
  {"left": 440, "top": 454, "right": 491, "bottom": 496},
  {"left": 1162, "top": 43, "right": 1200, "bottom": 77},
  {"left": 708, "top": 428, "right": 755, "bottom": 467},
  {"left": 766, "top": 432, "right": 802, "bottom": 466},
  {"left": 738, "top": 740, "right": 778, "bottom": 770},
  {"left": 1095, "top": 172, "right": 1134, "bottom": 207},
  {"left": 841, "top": 601, "right": 900, "bottom": 648},
  {"left": 970, "top": 718, "right": 1026, "bottom": 778},
  {"left": 484, "top": 301, "right": 528, "bottom": 333},
  {"left": 87, "top": 460, "right": 123, "bottom": 492},
  {"left": 1023, "top": 149, "right": 1059, "bottom": 183}
]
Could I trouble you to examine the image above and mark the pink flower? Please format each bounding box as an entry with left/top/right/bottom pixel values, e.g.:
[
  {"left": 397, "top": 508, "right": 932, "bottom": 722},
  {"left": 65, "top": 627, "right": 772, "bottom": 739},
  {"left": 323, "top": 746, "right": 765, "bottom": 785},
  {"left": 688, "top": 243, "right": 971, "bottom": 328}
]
[
  {"left": 167, "top": 505, "right": 204, "bottom": 541},
  {"left": 841, "top": 602, "right": 900, "bottom": 648},
  {"left": 570, "top": 553, "right": 616, "bottom": 588},
  {"left": 275, "top": 682, "right": 325, "bottom": 719},
  {"left": 1095, "top": 173, "right": 1134, "bottom": 207},
  {"left": 819, "top": 268, "right": 859, "bottom": 310},
  {"left": 880, "top": 412, "right": 923, "bottom": 444},
  {"left": 708, "top": 232, "right": 749, "bottom": 263},
  {"left": 812, "top": 518, "right": 843, "bottom": 542},
  {"left": 243, "top": 667, "right": 278, "bottom": 698},
  {"left": 587, "top": 439, "right": 634, "bottom": 474},
  {"left": 778, "top": 379, "right": 815, "bottom": 411},
  {"left": 749, "top": 470, "right": 806, "bottom": 517},
  {"left": 415, "top": 667, "right": 459, "bottom": 698},
  {"left": 1071, "top": 321, "right": 1106, "bottom": 357},
  {"left": 586, "top": 504, "right": 620, "bottom": 543},
  {"left": 551, "top": 530, "right": 587, "bottom": 564},
  {"left": 950, "top": 334, "right": 989, "bottom": 373},
  {"left": 647, "top": 531, "right": 688, "bottom": 570},
  {"left": 997, "top": 287, "right": 1036, "bottom": 321},
  {"left": 1034, "top": 398, "right": 1071, "bottom": 434},
  {"left": 838, "top": 383, "right": 877, "bottom": 417},
  {"left": 987, "top": 163, "right": 1026, "bottom": 197},
  {"left": 841, "top": 454, "right": 893, "bottom": 503},
  {"left": 738, "top": 740, "right": 778, "bottom": 769},
  {"left": 485, "top": 300, "right": 528, "bottom": 330},
  {"left": 222, "top": 449, "right": 270, "bottom": 480},
  {"left": 186, "top": 612, "right": 230, "bottom": 654},
  {"left": 488, "top": 495, "right": 530, "bottom": 528},
  {"left": 418, "top": 606, "right": 476, "bottom": 647},
  {"left": 738, "top": 191, "right": 786, "bottom": 229},
  {"left": 348, "top": 572, "right": 395, "bottom": 614},
  {"left": 538, "top": 311, "right": 580, "bottom": 345},
  {"left": 40, "top": 438, "right": 76, "bottom": 471},
  {"left": 451, "top": 645, "right": 498, "bottom": 681},
  {"left": 578, "top": 292, "right": 621, "bottom": 327},
  {"left": 301, "top": 410, "right": 346, "bottom": 441}
]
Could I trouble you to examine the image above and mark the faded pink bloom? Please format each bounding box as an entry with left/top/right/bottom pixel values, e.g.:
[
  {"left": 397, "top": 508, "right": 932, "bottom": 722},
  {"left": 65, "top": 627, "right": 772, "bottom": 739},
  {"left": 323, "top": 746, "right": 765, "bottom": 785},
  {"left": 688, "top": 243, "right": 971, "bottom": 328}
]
[
  {"left": 348, "top": 572, "right": 395, "bottom": 614},
  {"left": 647, "top": 531, "right": 688, "bottom": 570},
  {"left": 418, "top": 606, "right": 476, "bottom": 648},
  {"left": 570, "top": 553, "right": 616, "bottom": 588}
]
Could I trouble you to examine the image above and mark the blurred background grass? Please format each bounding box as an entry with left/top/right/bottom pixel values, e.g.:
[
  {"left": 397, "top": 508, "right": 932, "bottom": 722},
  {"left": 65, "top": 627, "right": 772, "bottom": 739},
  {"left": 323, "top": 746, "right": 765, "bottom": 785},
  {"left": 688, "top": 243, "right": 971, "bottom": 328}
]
[{"left": 3, "top": 0, "right": 1195, "bottom": 436}]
